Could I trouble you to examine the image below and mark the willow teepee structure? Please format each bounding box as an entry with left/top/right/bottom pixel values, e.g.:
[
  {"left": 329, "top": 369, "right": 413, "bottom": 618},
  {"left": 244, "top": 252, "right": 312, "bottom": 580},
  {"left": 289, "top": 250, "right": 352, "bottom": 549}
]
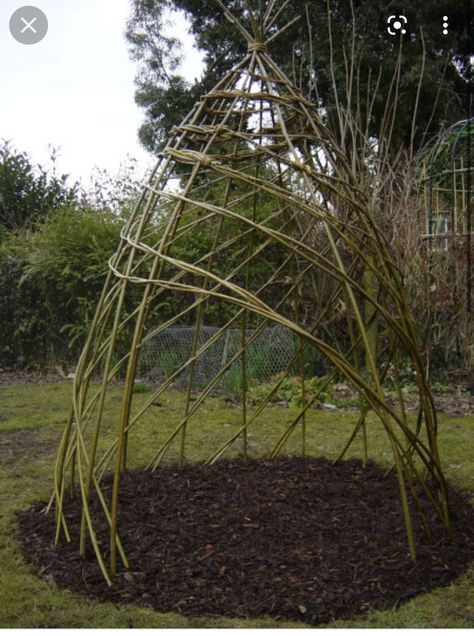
[{"left": 52, "top": 0, "right": 451, "bottom": 583}]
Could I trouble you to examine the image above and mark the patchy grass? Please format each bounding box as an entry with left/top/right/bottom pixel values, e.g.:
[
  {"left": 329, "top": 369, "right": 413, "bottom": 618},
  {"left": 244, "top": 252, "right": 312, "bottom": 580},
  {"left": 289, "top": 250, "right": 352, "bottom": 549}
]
[{"left": 0, "top": 381, "right": 473, "bottom": 628}]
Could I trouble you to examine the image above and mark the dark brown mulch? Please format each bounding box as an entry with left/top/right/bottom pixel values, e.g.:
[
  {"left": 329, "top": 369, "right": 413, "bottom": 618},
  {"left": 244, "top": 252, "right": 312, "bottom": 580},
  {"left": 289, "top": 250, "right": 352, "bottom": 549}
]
[{"left": 18, "top": 457, "right": 474, "bottom": 626}]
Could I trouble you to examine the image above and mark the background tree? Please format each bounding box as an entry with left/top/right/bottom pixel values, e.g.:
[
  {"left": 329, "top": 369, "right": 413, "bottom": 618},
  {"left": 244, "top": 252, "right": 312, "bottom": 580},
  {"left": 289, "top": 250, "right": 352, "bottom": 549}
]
[
  {"left": 0, "top": 144, "right": 145, "bottom": 368},
  {"left": 0, "top": 141, "right": 78, "bottom": 233},
  {"left": 125, "top": 0, "right": 471, "bottom": 156}
]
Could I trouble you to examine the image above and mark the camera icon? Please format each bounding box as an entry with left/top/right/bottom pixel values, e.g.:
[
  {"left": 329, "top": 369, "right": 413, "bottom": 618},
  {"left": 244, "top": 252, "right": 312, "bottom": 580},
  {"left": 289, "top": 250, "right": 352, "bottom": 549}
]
[{"left": 387, "top": 15, "right": 407, "bottom": 35}]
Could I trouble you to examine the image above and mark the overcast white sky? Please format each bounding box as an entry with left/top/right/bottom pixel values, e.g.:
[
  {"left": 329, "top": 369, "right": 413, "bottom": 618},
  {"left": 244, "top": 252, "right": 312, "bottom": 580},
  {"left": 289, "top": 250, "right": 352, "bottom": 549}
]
[{"left": 0, "top": 0, "right": 204, "bottom": 186}]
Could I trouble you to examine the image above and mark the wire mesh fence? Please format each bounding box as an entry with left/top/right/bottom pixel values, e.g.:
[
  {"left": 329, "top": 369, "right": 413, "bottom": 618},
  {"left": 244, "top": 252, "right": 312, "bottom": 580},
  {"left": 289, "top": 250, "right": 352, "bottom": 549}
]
[{"left": 138, "top": 324, "right": 298, "bottom": 391}]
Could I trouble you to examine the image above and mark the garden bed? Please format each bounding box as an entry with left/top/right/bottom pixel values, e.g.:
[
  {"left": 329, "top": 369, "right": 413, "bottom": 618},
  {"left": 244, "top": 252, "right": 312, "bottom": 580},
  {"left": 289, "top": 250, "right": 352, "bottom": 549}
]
[{"left": 18, "top": 456, "right": 474, "bottom": 626}]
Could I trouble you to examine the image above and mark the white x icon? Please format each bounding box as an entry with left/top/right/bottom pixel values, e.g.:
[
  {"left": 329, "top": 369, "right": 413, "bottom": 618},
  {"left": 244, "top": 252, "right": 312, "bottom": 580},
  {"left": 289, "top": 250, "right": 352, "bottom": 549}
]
[{"left": 20, "top": 16, "right": 37, "bottom": 33}]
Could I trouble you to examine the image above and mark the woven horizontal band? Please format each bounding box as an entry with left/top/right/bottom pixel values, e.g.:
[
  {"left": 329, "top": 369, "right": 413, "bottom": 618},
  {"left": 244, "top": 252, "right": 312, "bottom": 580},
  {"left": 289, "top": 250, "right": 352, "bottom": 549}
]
[{"left": 248, "top": 41, "right": 268, "bottom": 53}]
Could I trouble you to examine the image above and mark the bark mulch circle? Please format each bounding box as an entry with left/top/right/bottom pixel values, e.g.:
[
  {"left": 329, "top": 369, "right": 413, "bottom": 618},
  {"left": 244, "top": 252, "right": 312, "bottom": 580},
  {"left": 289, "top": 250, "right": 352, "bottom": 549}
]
[{"left": 18, "top": 457, "right": 474, "bottom": 626}]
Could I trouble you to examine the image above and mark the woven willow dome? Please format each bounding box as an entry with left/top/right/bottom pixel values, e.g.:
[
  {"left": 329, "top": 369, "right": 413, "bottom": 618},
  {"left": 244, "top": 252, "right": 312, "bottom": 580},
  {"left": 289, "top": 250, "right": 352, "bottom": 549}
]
[{"left": 52, "top": 0, "right": 451, "bottom": 583}]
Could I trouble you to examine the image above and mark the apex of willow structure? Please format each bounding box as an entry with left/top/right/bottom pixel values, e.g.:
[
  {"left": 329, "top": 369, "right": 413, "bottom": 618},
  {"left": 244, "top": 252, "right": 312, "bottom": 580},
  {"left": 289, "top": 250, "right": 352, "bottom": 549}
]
[{"left": 51, "top": 0, "right": 451, "bottom": 583}]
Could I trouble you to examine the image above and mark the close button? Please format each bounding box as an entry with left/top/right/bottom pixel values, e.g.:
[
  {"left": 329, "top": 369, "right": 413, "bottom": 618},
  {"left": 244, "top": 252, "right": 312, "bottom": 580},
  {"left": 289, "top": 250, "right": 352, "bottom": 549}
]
[{"left": 9, "top": 6, "right": 48, "bottom": 45}]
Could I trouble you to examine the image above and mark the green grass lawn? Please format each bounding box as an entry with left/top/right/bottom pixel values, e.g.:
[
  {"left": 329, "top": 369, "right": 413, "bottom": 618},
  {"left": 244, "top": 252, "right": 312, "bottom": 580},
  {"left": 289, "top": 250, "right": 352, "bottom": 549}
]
[{"left": 0, "top": 381, "right": 473, "bottom": 628}]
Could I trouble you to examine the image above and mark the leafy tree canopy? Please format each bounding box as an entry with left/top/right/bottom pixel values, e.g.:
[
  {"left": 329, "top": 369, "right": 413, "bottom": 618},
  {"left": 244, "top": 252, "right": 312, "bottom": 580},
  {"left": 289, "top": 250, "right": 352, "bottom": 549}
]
[
  {"left": 0, "top": 141, "right": 78, "bottom": 232},
  {"left": 126, "top": 0, "right": 471, "bottom": 156}
]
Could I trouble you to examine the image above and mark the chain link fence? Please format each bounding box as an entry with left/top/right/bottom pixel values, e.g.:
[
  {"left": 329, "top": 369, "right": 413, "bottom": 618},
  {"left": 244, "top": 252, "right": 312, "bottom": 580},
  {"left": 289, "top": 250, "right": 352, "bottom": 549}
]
[{"left": 138, "top": 324, "right": 298, "bottom": 392}]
